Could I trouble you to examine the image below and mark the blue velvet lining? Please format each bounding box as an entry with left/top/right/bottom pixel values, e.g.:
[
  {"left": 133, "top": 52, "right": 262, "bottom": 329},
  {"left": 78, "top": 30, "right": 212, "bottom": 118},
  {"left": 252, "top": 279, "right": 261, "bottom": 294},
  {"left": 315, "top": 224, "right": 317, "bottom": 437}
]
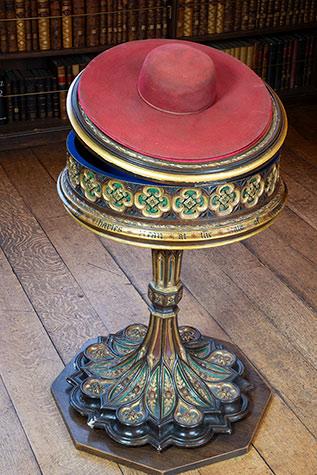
[{"left": 67, "top": 131, "right": 157, "bottom": 185}]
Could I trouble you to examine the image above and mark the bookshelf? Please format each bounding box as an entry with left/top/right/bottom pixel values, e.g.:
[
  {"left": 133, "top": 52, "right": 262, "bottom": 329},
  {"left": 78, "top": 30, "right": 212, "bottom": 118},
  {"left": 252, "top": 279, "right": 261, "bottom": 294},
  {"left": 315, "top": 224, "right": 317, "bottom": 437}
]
[{"left": 1, "top": 1, "right": 316, "bottom": 151}]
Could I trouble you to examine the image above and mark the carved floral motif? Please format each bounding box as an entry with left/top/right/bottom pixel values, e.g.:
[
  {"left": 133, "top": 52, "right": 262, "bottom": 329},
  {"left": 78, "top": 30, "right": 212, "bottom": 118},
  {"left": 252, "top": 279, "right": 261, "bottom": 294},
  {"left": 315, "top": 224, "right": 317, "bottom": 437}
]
[
  {"left": 209, "top": 183, "right": 240, "bottom": 216},
  {"left": 135, "top": 186, "right": 171, "bottom": 218},
  {"left": 241, "top": 174, "right": 265, "bottom": 208},
  {"left": 172, "top": 189, "right": 208, "bottom": 219},
  {"left": 80, "top": 169, "right": 102, "bottom": 202},
  {"left": 102, "top": 180, "right": 133, "bottom": 212}
]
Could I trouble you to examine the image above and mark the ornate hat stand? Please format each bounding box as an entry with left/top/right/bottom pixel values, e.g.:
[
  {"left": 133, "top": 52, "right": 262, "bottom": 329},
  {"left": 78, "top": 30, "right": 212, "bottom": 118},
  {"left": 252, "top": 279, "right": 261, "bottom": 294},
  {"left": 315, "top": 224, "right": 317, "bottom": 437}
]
[{"left": 52, "top": 41, "right": 287, "bottom": 475}]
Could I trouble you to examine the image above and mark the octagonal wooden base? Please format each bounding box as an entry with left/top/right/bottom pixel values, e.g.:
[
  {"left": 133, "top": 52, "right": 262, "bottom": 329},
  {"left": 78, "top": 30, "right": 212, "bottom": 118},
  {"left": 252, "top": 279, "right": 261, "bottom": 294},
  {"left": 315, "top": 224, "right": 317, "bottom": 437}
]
[{"left": 52, "top": 340, "right": 271, "bottom": 475}]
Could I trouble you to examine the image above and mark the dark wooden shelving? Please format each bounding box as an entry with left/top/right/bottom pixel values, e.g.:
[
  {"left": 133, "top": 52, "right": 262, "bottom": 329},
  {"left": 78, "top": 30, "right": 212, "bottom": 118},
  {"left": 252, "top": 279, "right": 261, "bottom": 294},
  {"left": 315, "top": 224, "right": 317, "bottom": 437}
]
[
  {"left": 1, "top": 44, "right": 111, "bottom": 61},
  {"left": 0, "top": 118, "right": 69, "bottom": 152}
]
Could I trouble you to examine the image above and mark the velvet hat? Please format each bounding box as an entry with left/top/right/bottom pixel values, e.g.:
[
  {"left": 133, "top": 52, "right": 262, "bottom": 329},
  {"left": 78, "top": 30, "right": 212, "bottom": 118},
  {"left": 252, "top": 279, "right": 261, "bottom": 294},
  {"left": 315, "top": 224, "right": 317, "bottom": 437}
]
[{"left": 77, "top": 39, "right": 273, "bottom": 165}]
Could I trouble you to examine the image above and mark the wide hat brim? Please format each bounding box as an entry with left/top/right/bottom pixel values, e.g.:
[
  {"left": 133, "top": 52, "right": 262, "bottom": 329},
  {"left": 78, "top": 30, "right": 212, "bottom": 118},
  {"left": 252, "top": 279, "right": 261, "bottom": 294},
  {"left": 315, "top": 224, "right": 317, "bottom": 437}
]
[{"left": 78, "top": 39, "right": 272, "bottom": 163}]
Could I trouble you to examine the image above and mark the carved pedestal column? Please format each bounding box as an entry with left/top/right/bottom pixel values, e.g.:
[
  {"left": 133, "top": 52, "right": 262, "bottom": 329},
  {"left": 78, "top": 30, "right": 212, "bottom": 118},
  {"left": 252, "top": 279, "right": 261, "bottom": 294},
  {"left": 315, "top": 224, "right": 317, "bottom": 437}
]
[{"left": 63, "top": 250, "right": 250, "bottom": 450}]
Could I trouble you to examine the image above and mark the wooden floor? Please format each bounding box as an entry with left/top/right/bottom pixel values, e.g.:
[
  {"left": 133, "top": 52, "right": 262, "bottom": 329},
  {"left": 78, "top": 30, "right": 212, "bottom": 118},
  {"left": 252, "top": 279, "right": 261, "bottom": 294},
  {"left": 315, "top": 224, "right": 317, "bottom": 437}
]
[{"left": 0, "top": 104, "right": 316, "bottom": 475}]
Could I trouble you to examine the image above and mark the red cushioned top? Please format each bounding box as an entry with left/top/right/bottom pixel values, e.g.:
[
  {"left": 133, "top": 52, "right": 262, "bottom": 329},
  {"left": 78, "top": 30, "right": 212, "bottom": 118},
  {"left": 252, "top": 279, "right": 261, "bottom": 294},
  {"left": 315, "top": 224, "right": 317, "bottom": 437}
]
[{"left": 78, "top": 39, "right": 272, "bottom": 163}]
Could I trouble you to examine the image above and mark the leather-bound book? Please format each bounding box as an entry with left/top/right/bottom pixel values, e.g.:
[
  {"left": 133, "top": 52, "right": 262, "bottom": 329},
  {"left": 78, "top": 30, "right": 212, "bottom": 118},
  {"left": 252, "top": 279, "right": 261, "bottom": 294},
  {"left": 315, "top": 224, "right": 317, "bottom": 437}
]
[
  {"left": 107, "top": 0, "right": 113, "bottom": 44},
  {"left": 0, "top": 75, "right": 8, "bottom": 125},
  {"left": 4, "top": 72, "right": 13, "bottom": 122},
  {"left": 292, "top": 0, "right": 300, "bottom": 25},
  {"left": 122, "top": 0, "right": 128, "bottom": 42},
  {"left": 274, "top": 37, "right": 283, "bottom": 90},
  {"left": 199, "top": 1, "right": 208, "bottom": 36},
  {"left": 207, "top": 1, "right": 217, "bottom": 34},
  {"left": 5, "top": 0, "right": 17, "bottom": 52},
  {"left": 51, "top": 58, "right": 67, "bottom": 120},
  {"left": 176, "top": 2, "right": 184, "bottom": 37},
  {"left": 24, "top": 0, "right": 32, "bottom": 51},
  {"left": 258, "top": 0, "right": 268, "bottom": 29},
  {"left": 86, "top": 0, "right": 99, "bottom": 47},
  {"left": 183, "top": 0, "right": 193, "bottom": 37},
  {"left": 241, "top": 0, "right": 249, "bottom": 31},
  {"left": 25, "top": 70, "right": 37, "bottom": 119},
  {"left": 224, "top": 0, "right": 234, "bottom": 33},
  {"left": 50, "top": 0, "right": 62, "bottom": 50},
  {"left": 62, "top": 0, "right": 72, "bottom": 48},
  {"left": 73, "top": 0, "right": 85, "bottom": 48},
  {"left": 15, "top": 69, "right": 26, "bottom": 121},
  {"left": 50, "top": 73, "right": 60, "bottom": 118},
  {"left": 261, "top": 39, "right": 269, "bottom": 82},
  {"left": 162, "top": 1, "right": 168, "bottom": 37},
  {"left": 192, "top": 0, "right": 200, "bottom": 36},
  {"left": 112, "top": 0, "right": 117, "bottom": 44},
  {"left": 128, "top": 0, "right": 138, "bottom": 41},
  {"left": 10, "top": 70, "right": 21, "bottom": 121},
  {"left": 248, "top": 0, "right": 257, "bottom": 30},
  {"left": 233, "top": 0, "right": 242, "bottom": 31},
  {"left": 147, "top": 1, "right": 156, "bottom": 39},
  {"left": 37, "top": 0, "right": 50, "bottom": 50},
  {"left": 154, "top": 0, "right": 162, "bottom": 38},
  {"left": 215, "top": 0, "right": 225, "bottom": 34},
  {"left": 16, "top": 0, "right": 26, "bottom": 51},
  {"left": 100, "top": 0, "right": 108, "bottom": 45},
  {"left": 265, "top": 0, "right": 274, "bottom": 27},
  {"left": 138, "top": 0, "right": 147, "bottom": 40},
  {"left": 0, "top": 1, "right": 7, "bottom": 52},
  {"left": 33, "top": 69, "right": 46, "bottom": 119},
  {"left": 280, "top": 37, "right": 289, "bottom": 89},
  {"left": 30, "top": 0, "right": 38, "bottom": 50},
  {"left": 279, "top": 0, "right": 287, "bottom": 26},
  {"left": 117, "top": 0, "right": 123, "bottom": 43},
  {"left": 41, "top": 69, "right": 53, "bottom": 118},
  {"left": 273, "top": 0, "right": 281, "bottom": 27}
]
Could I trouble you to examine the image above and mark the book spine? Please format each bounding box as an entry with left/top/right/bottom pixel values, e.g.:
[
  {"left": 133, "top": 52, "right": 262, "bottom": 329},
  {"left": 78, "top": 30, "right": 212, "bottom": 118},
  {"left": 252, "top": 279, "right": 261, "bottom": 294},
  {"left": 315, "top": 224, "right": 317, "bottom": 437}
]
[
  {"left": 192, "top": 0, "right": 200, "bottom": 36},
  {"left": 292, "top": 0, "right": 300, "bottom": 25},
  {"left": 183, "top": 0, "right": 193, "bottom": 37},
  {"left": 266, "top": 0, "right": 274, "bottom": 27},
  {"left": 176, "top": 2, "right": 184, "bottom": 37},
  {"left": 50, "top": 0, "right": 62, "bottom": 50},
  {"left": 0, "top": 76, "right": 8, "bottom": 125},
  {"left": 122, "top": 0, "right": 128, "bottom": 41},
  {"left": 24, "top": 0, "right": 32, "bottom": 51},
  {"left": 147, "top": 1, "right": 156, "bottom": 39},
  {"left": 224, "top": 0, "right": 234, "bottom": 33},
  {"left": 215, "top": 0, "right": 225, "bottom": 34},
  {"left": 16, "top": 0, "right": 26, "bottom": 51},
  {"left": 138, "top": 0, "right": 147, "bottom": 40},
  {"left": 117, "top": 0, "right": 123, "bottom": 43},
  {"left": 241, "top": 0, "right": 249, "bottom": 31},
  {"left": 273, "top": 0, "right": 281, "bottom": 27},
  {"left": 26, "top": 72, "right": 37, "bottom": 120},
  {"left": 51, "top": 75, "right": 60, "bottom": 118},
  {"left": 62, "top": 0, "right": 72, "bottom": 48},
  {"left": 290, "top": 36, "right": 299, "bottom": 89},
  {"left": 0, "top": 1, "right": 7, "bottom": 53},
  {"left": 44, "top": 73, "right": 53, "bottom": 118},
  {"left": 280, "top": 38, "right": 289, "bottom": 89},
  {"left": 5, "top": 0, "right": 18, "bottom": 52},
  {"left": 55, "top": 63, "right": 67, "bottom": 120},
  {"left": 261, "top": 41, "right": 269, "bottom": 82},
  {"left": 112, "top": 0, "right": 117, "bottom": 44},
  {"left": 11, "top": 72, "right": 20, "bottom": 121},
  {"left": 73, "top": 0, "right": 85, "bottom": 48},
  {"left": 30, "top": 0, "right": 38, "bottom": 50},
  {"left": 199, "top": 1, "right": 208, "bottom": 36},
  {"left": 154, "top": 0, "right": 162, "bottom": 38},
  {"left": 4, "top": 73, "right": 13, "bottom": 122},
  {"left": 107, "top": 0, "right": 113, "bottom": 44},
  {"left": 17, "top": 71, "right": 26, "bottom": 120},
  {"left": 233, "top": 0, "right": 242, "bottom": 31},
  {"left": 100, "top": 0, "right": 108, "bottom": 45},
  {"left": 86, "top": 0, "right": 100, "bottom": 47},
  {"left": 36, "top": 73, "right": 46, "bottom": 119},
  {"left": 279, "top": 0, "right": 287, "bottom": 26},
  {"left": 207, "top": 1, "right": 217, "bottom": 34},
  {"left": 248, "top": 0, "right": 257, "bottom": 30},
  {"left": 37, "top": 0, "right": 50, "bottom": 50},
  {"left": 162, "top": 0, "right": 168, "bottom": 37},
  {"left": 258, "top": 0, "right": 268, "bottom": 29},
  {"left": 285, "top": 0, "right": 294, "bottom": 26},
  {"left": 128, "top": 1, "right": 138, "bottom": 41}
]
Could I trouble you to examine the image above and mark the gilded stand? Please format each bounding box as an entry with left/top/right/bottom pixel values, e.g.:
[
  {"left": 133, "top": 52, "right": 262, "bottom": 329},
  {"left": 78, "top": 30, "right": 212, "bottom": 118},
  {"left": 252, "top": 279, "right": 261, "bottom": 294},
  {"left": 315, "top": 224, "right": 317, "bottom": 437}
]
[
  {"left": 65, "top": 250, "right": 249, "bottom": 450},
  {"left": 52, "top": 39, "right": 288, "bottom": 474}
]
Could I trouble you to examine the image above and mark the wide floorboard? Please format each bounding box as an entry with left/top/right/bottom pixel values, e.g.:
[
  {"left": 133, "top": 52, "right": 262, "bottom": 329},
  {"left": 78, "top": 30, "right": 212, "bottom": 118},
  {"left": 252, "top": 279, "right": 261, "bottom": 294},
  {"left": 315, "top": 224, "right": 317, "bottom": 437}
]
[{"left": 0, "top": 104, "right": 316, "bottom": 475}]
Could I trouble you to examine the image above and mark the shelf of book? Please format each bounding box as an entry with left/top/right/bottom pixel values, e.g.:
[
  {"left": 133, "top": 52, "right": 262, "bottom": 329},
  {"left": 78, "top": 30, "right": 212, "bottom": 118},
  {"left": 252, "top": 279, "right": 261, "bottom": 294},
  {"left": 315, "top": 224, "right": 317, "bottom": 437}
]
[{"left": 1, "top": 1, "right": 316, "bottom": 146}]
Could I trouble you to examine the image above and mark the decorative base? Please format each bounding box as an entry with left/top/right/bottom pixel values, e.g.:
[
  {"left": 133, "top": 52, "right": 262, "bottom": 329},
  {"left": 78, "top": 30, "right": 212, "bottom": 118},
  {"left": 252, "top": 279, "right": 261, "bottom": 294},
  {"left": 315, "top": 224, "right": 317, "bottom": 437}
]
[{"left": 52, "top": 335, "right": 271, "bottom": 475}]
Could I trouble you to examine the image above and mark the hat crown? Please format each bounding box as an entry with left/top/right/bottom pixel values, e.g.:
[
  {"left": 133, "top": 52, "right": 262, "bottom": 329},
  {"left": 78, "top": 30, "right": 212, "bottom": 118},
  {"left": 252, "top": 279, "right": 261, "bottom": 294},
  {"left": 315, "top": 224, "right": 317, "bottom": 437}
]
[{"left": 137, "top": 43, "right": 217, "bottom": 115}]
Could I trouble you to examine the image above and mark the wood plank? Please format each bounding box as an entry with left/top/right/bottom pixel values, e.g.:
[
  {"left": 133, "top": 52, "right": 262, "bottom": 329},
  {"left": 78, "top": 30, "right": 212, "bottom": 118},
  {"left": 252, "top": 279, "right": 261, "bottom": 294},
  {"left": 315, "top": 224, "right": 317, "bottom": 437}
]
[
  {"left": 284, "top": 125, "right": 317, "bottom": 168},
  {"left": 254, "top": 396, "right": 317, "bottom": 475},
  {"left": 16, "top": 147, "right": 317, "bottom": 469},
  {"left": 0, "top": 154, "right": 273, "bottom": 473},
  {"left": 282, "top": 148, "right": 317, "bottom": 197},
  {"left": 0, "top": 376, "right": 41, "bottom": 475},
  {"left": 0, "top": 248, "right": 121, "bottom": 475},
  {"left": 102, "top": 241, "right": 317, "bottom": 435},
  {"left": 244, "top": 227, "right": 317, "bottom": 313}
]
